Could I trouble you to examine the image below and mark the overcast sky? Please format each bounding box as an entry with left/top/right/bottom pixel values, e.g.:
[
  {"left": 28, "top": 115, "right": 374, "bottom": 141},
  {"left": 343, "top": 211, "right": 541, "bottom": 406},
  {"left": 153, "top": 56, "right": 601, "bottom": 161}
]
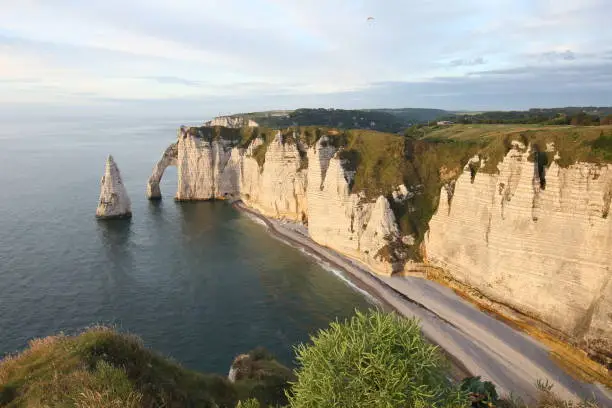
[{"left": 1, "top": 0, "right": 611, "bottom": 116}]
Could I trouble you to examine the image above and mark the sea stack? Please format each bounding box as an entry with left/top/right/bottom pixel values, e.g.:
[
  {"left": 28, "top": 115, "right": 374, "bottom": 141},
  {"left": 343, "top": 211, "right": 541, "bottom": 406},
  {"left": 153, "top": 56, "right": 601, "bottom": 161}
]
[{"left": 96, "top": 155, "right": 132, "bottom": 219}]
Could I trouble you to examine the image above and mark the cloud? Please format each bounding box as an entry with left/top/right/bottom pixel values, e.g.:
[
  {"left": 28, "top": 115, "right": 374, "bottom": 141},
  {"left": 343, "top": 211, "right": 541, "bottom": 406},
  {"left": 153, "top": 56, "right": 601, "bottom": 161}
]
[
  {"left": 0, "top": 0, "right": 610, "bottom": 110},
  {"left": 449, "top": 57, "right": 486, "bottom": 67},
  {"left": 541, "top": 50, "right": 576, "bottom": 61},
  {"left": 141, "top": 76, "right": 203, "bottom": 87}
]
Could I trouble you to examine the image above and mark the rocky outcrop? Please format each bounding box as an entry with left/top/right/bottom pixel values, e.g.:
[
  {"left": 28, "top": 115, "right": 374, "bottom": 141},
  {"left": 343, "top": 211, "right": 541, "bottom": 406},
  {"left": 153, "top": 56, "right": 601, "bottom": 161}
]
[
  {"left": 426, "top": 145, "right": 612, "bottom": 362},
  {"left": 96, "top": 155, "right": 132, "bottom": 219},
  {"left": 146, "top": 143, "right": 177, "bottom": 199},
  {"left": 228, "top": 354, "right": 250, "bottom": 383},
  {"left": 306, "top": 138, "right": 401, "bottom": 274},
  {"left": 148, "top": 128, "right": 401, "bottom": 273},
  {"left": 245, "top": 132, "right": 307, "bottom": 221},
  {"left": 204, "top": 116, "right": 259, "bottom": 128}
]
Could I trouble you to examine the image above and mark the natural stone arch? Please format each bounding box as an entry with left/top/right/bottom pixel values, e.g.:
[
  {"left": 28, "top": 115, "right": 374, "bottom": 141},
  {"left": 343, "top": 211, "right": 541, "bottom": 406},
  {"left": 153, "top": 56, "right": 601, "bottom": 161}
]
[{"left": 146, "top": 143, "right": 178, "bottom": 199}]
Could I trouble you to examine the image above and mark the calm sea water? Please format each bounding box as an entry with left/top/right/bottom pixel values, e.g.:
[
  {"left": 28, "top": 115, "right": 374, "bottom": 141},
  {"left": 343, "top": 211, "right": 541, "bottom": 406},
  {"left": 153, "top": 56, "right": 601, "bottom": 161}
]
[{"left": 0, "top": 116, "right": 370, "bottom": 373}]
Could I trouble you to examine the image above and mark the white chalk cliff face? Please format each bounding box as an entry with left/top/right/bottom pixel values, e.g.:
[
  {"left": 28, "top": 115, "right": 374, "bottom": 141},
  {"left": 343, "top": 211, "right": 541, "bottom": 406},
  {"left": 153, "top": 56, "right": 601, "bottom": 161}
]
[
  {"left": 426, "top": 145, "right": 612, "bottom": 359},
  {"left": 149, "top": 128, "right": 400, "bottom": 274},
  {"left": 306, "top": 137, "right": 400, "bottom": 274},
  {"left": 96, "top": 155, "right": 132, "bottom": 219},
  {"left": 147, "top": 143, "right": 177, "bottom": 199},
  {"left": 203, "top": 116, "right": 259, "bottom": 128},
  {"left": 245, "top": 133, "right": 307, "bottom": 221}
]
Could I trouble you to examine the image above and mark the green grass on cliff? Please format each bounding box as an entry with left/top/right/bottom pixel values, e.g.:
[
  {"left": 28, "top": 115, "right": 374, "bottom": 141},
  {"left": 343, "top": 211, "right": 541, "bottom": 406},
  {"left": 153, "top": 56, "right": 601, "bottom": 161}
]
[
  {"left": 420, "top": 124, "right": 612, "bottom": 170},
  {"left": 0, "top": 327, "right": 289, "bottom": 408}
]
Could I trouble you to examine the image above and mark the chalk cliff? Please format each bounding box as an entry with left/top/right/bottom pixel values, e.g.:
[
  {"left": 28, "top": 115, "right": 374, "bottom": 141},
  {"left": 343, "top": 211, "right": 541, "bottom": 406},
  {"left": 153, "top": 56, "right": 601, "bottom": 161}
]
[
  {"left": 96, "top": 155, "right": 132, "bottom": 219},
  {"left": 306, "top": 137, "right": 401, "bottom": 273},
  {"left": 426, "top": 145, "right": 612, "bottom": 362},
  {"left": 148, "top": 127, "right": 400, "bottom": 274},
  {"left": 203, "top": 116, "right": 259, "bottom": 128},
  {"left": 146, "top": 143, "right": 177, "bottom": 199}
]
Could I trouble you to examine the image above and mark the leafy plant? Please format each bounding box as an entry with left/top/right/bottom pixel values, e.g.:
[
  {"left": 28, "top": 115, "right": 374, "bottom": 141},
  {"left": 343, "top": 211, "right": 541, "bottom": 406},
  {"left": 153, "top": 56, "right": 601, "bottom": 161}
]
[
  {"left": 236, "top": 398, "right": 262, "bottom": 408},
  {"left": 288, "top": 309, "right": 469, "bottom": 408}
]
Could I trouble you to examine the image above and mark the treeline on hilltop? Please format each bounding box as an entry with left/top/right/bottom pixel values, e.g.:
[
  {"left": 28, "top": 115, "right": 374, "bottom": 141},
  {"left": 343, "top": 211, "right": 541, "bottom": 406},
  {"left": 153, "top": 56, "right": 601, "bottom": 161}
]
[
  {"left": 235, "top": 108, "right": 448, "bottom": 133},
  {"left": 438, "top": 107, "right": 612, "bottom": 126},
  {"left": 225, "top": 107, "right": 612, "bottom": 133}
]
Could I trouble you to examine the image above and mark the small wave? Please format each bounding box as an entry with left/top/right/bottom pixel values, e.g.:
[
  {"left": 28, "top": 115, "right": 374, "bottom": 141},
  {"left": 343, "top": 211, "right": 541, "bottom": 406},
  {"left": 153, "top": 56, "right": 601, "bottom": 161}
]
[
  {"left": 244, "top": 213, "right": 267, "bottom": 228},
  {"left": 317, "top": 262, "right": 379, "bottom": 305},
  {"left": 298, "top": 247, "right": 322, "bottom": 262}
]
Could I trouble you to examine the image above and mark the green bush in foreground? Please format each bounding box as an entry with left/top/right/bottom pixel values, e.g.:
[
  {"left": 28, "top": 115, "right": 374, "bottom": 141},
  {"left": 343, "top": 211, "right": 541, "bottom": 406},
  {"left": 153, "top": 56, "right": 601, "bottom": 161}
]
[{"left": 288, "top": 310, "right": 469, "bottom": 408}]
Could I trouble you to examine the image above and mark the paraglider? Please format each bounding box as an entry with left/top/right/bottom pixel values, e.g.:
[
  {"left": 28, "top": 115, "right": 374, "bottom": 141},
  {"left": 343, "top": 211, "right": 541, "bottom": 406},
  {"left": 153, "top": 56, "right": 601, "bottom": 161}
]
[{"left": 367, "top": 16, "right": 375, "bottom": 22}]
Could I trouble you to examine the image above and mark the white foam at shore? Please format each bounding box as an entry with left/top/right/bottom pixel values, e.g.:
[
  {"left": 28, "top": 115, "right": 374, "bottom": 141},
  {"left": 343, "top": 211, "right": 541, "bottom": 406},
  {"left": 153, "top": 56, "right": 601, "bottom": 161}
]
[
  {"left": 244, "top": 212, "right": 267, "bottom": 228},
  {"left": 318, "top": 261, "right": 380, "bottom": 305}
]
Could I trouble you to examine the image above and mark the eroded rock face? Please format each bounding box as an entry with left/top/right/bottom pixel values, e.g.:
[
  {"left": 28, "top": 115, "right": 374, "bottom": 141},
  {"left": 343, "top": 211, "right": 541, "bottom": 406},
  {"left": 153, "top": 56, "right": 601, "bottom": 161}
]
[
  {"left": 146, "top": 143, "right": 177, "bottom": 199},
  {"left": 305, "top": 139, "right": 401, "bottom": 275},
  {"left": 148, "top": 127, "right": 401, "bottom": 273},
  {"left": 426, "top": 145, "right": 612, "bottom": 362},
  {"left": 228, "top": 354, "right": 250, "bottom": 383},
  {"left": 96, "top": 155, "right": 132, "bottom": 219},
  {"left": 203, "top": 116, "right": 259, "bottom": 128},
  {"left": 248, "top": 132, "right": 307, "bottom": 221}
]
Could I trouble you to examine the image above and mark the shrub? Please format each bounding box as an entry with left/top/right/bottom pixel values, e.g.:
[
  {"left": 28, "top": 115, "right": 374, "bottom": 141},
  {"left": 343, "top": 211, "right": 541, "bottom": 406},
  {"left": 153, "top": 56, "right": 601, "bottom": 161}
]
[
  {"left": 288, "top": 309, "right": 469, "bottom": 408},
  {"left": 236, "top": 398, "right": 262, "bottom": 408},
  {"left": 461, "top": 376, "right": 499, "bottom": 407}
]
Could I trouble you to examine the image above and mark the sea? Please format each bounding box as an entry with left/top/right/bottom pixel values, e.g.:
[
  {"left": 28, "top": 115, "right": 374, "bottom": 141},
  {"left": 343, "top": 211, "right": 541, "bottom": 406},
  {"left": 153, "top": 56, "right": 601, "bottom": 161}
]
[{"left": 0, "top": 115, "right": 371, "bottom": 373}]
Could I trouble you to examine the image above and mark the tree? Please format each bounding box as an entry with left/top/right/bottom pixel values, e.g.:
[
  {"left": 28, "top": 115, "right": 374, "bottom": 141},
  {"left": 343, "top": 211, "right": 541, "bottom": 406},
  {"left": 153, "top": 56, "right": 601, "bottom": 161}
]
[
  {"left": 601, "top": 114, "right": 612, "bottom": 126},
  {"left": 287, "top": 310, "right": 469, "bottom": 408},
  {"left": 571, "top": 112, "right": 593, "bottom": 126}
]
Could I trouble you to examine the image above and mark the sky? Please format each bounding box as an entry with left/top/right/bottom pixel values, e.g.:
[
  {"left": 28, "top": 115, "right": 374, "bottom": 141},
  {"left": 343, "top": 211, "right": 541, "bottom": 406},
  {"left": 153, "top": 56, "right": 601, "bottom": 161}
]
[{"left": 1, "top": 0, "right": 611, "bottom": 117}]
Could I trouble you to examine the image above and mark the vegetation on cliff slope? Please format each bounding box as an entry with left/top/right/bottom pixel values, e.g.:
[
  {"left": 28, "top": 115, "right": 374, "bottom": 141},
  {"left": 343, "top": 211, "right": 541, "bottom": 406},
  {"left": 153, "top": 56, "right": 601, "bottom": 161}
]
[
  {"left": 288, "top": 310, "right": 468, "bottom": 408},
  {"left": 0, "top": 327, "right": 290, "bottom": 408}
]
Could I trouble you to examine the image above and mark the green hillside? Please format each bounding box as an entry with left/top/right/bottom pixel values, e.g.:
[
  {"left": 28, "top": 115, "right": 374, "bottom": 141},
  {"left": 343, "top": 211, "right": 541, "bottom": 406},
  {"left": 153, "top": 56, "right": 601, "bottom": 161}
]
[
  {"left": 0, "top": 327, "right": 292, "bottom": 408},
  {"left": 438, "top": 107, "right": 612, "bottom": 125}
]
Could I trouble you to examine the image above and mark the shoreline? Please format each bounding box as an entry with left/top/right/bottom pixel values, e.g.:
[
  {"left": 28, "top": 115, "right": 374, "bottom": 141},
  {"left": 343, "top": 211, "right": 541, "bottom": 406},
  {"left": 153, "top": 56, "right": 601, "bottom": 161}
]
[{"left": 233, "top": 200, "right": 612, "bottom": 404}]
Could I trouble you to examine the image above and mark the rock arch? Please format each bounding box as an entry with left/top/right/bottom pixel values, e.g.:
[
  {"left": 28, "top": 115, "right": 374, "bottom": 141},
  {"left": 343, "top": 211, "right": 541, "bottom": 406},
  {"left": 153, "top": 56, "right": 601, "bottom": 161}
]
[{"left": 146, "top": 143, "right": 178, "bottom": 199}]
